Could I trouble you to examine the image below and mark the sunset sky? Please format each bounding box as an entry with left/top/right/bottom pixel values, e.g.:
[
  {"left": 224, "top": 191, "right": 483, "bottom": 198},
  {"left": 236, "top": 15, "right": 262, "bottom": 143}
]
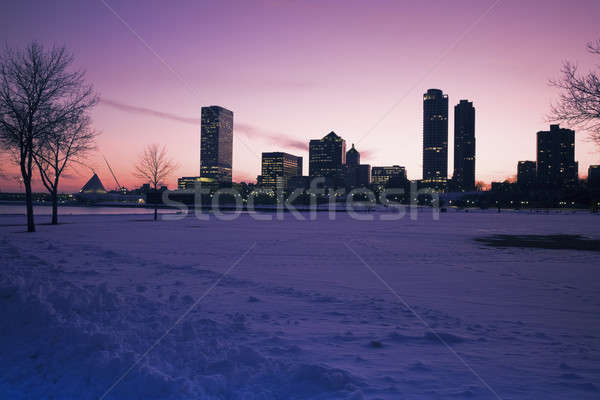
[{"left": 1, "top": 0, "right": 599, "bottom": 192}]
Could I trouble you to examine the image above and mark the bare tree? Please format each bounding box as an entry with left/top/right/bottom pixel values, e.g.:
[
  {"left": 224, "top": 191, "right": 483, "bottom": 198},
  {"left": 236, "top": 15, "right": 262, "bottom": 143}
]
[
  {"left": 34, "top": 115, "right": 97, "bottom": 225},
  {"left": 550, "top": 39, "right": 600, "bottom": 147},
  {"left": 134, "top": 144, "right": 178, "bottom": 221},
  {"left": 0, "top": 42, "right": 97, "bottom": 232},
  {"left": 475, "top": 181, "right": 487, "bottom": 192},
  {"left": 0, "top": 160, "right": 6, "bottom": 192}
]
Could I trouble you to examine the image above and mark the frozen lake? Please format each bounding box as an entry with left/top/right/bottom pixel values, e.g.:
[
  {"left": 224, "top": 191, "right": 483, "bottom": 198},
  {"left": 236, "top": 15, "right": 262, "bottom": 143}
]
[{"left": 1, "top": 211, "right": 599, "bottom": 399}]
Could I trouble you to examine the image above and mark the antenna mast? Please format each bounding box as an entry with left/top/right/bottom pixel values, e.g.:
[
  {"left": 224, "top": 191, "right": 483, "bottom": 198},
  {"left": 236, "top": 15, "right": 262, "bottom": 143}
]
[{"left": 103, "top": 155, "right": 122, "bottom": 190}]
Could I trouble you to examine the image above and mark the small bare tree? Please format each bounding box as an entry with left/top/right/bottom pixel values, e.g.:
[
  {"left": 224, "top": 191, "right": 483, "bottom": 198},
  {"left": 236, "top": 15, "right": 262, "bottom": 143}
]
[
  {"left": 550, "top": 39, "right": 600, "bottom": 147},
  {"left": 34, "top": 115, "right": 97, "bottom": 225},
  {"left": 0, "top": 160, "right": 5, "bottom": 191},
  {"left": 0, "top": 42, "right": 97, "bottom": 232},
  {"left": 134, "top": 144, "right": 177, "bottom": 220}
]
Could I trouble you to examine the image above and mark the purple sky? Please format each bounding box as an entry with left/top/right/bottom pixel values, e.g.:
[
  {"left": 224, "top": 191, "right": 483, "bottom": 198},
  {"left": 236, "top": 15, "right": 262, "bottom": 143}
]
[{"left": 1, "top": 0, "right": 599, "bottom": 191}]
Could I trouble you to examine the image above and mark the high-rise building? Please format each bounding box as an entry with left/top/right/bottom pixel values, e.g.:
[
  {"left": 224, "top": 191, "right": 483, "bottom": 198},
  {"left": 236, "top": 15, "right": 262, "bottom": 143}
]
[
  {"left": 588, "top": 165, "right": 600, "bottom": 188},
  {"left": 259, "top": 152, "right": 303, "bottom": 191},
  {"left": 343, "top": 144, "right": 370, "bottom": 187},
  {"left": 536, "top": 124, "right": 578, "bottom": 188},
  {"left": 422, "top": 89, "right": 448, "bottom": 190},
  {"left": 453, "top": 100, "right": 475, "bottom": 191},
  {"left": 200, "top": 106, "right": 233, "bottom": 184},
  {"left": 309, "top": 131, "right": 346, "bottom": 181},
  {"left": 346, "top": 144, "right": 360, "bottom": 166},
  {"left": 372, "top": 166, "right": 407, "bottom": 186},
  {"left": 517, "top": 161, "right": 536, "bottom": 190},
  {"left": 356, "top": 165, "right": 371, "bottom": 186}
]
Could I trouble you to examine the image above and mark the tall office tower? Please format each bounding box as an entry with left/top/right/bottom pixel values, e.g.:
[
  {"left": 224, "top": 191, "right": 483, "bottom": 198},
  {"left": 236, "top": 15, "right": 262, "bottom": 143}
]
[
  {"left": 343, "top": 144, "right": 370, "bottom": 187},
  {"left": 517, "top": 161, "right": 537, "bottom": 190},
  {"left": 309, "top": 131, "right": 346, "bottom": 180},
  {"left": 259, "top": 152, "right": 303, "bottom": 191},
  {"left": 536, "top": 124, "right": 578, "bottom": 189},
  {"left": 422, "top": 89, "right": 449, "bottom": 190},
  {"left": 346, "top": 144, "right": 360, "bottom": 166},
  {"left": 453, "top": 100, "right": 476, "bottom": 191},
  {"left": 200, "top": 106, "right": 233, "bottom": 184},
  {"left": 589, "top": 165, "right": 600, "bottom": 189},
  {"left": 356, "top": 164, "right": 371, "bottom": 186}
]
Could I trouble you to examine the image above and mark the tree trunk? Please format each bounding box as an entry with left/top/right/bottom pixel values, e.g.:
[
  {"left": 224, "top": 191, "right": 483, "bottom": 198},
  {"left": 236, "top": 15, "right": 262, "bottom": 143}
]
[
  {"left": 154, "top": 207, "right": 158, "bottom": 221},
  {"left": 51, "top": 189, "right": 58, "bottom": 225},
  {"left": 21, "top": 152, "right": 36, "bottom": 232},
  {"left": 24, "top": 178, "right": 35, "bottom": 232}
]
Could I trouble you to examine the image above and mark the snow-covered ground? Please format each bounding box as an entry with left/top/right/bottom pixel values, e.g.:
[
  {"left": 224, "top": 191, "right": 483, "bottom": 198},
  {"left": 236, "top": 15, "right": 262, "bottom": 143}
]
[{"left": 1, "top": 210, "right": 599, "bottom": 399}]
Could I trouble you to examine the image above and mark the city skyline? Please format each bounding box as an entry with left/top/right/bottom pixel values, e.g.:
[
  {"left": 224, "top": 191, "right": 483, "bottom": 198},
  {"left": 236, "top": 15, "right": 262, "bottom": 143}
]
[{"left": 1, "top": 1, "right": 599, "bottom": 192}]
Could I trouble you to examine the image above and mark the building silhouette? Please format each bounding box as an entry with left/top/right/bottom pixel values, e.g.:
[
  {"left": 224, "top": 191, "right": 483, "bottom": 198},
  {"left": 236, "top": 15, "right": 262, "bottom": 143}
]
[
  {"left": 453, "top": 100, "right": 475, "bottom": 191},
  {"left": 346, "top": 143, "right": 360, "bottom": 166},
  {"left": 200, "top": 106, "right": 233, "bottom": 184},
  {"left": 287, "top": 175, "right": 312, "bottom": 192},
  {"left": 356, "top": 165, "right": 371, "bottom": 186},
  {"left": 422, "top": 89, "right": 448, "bottom": 190},
  {"left": 517, "top": 161, "right": 536, "bottom": 190},
  {"left": 589, "top": 165, "right": 600, "bottom": 188},
  {"left": 309, "top": 131, "right": 346, "bottom": 183},
  {"left": 178, "top": 176, "right": 201, "bottom": 190},
  {"left": 372, "top": 166, "right": 407, "bottom": 186},
  {"left": 258, "top": 152, "right": 303, "bottom": 191},
  {"left": 491, "top": 181, "right": 512, "bottom": 193},
  {"left": 80, "top": 173, "right": 107, "bottom": 194},
  {"left": 536, "top": 124, "right": 578, "bottom": 188},
  {"left": 343, "top": 144, "right": 370, "bottom": 187}
]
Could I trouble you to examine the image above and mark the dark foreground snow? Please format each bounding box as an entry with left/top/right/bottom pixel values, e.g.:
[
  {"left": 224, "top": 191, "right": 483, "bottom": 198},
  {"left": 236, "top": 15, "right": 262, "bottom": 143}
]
[{"left": 0, "top": 210, "right": 599, "bottom": 399}]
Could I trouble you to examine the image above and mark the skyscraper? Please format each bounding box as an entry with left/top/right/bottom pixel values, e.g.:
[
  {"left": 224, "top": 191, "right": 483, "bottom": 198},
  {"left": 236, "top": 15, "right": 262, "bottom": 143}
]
[
  {"left": 453, "top": 100, "right": 475, "bottom": 191},
  {"left": 200, "top": 106, "right": 233, "bottom": 184},
  {"left": 259, "top": 152, "right": 303, "bottom": 191},
  {"left": 343, "top": 144, "right": 370, "bottom": 187},
  {"left": 517, "top": 161, "right": 536, "bottom": 190},
  {"left": 589, "top": 165, "right": 600, "bottom": 189},
  {"left": 536, "top": 124, "right": 578, "bottom": 189},
  {"left": 422, "top": 89, "right": 448, "bottom": 190},
  {"left": 309, "top": 131, "right": 346, "bottom": 181},
  {"left": 346, "top": 144, "right": 360, "bottom": 166}
]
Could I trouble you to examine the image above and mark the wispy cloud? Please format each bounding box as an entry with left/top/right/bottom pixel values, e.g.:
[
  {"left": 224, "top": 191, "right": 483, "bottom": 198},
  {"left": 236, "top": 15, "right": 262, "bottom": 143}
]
[
  {"left": 99, "top": 98, "right": 307, "bottom": 152},
  {"left": 235, "top": 123, "right": 307, "bottom": 152},
  {"left": 358, "top": 148, "right": 377, "bottom": 161},
  {"left": 99, "top": 99, "right": 201, "bottom": 125}
]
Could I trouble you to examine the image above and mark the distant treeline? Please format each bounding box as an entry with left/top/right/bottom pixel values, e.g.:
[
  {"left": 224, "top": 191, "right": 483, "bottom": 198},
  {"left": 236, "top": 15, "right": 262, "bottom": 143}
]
[{"left": 0, "top": 193, "right": 75, "bottom": 203}]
